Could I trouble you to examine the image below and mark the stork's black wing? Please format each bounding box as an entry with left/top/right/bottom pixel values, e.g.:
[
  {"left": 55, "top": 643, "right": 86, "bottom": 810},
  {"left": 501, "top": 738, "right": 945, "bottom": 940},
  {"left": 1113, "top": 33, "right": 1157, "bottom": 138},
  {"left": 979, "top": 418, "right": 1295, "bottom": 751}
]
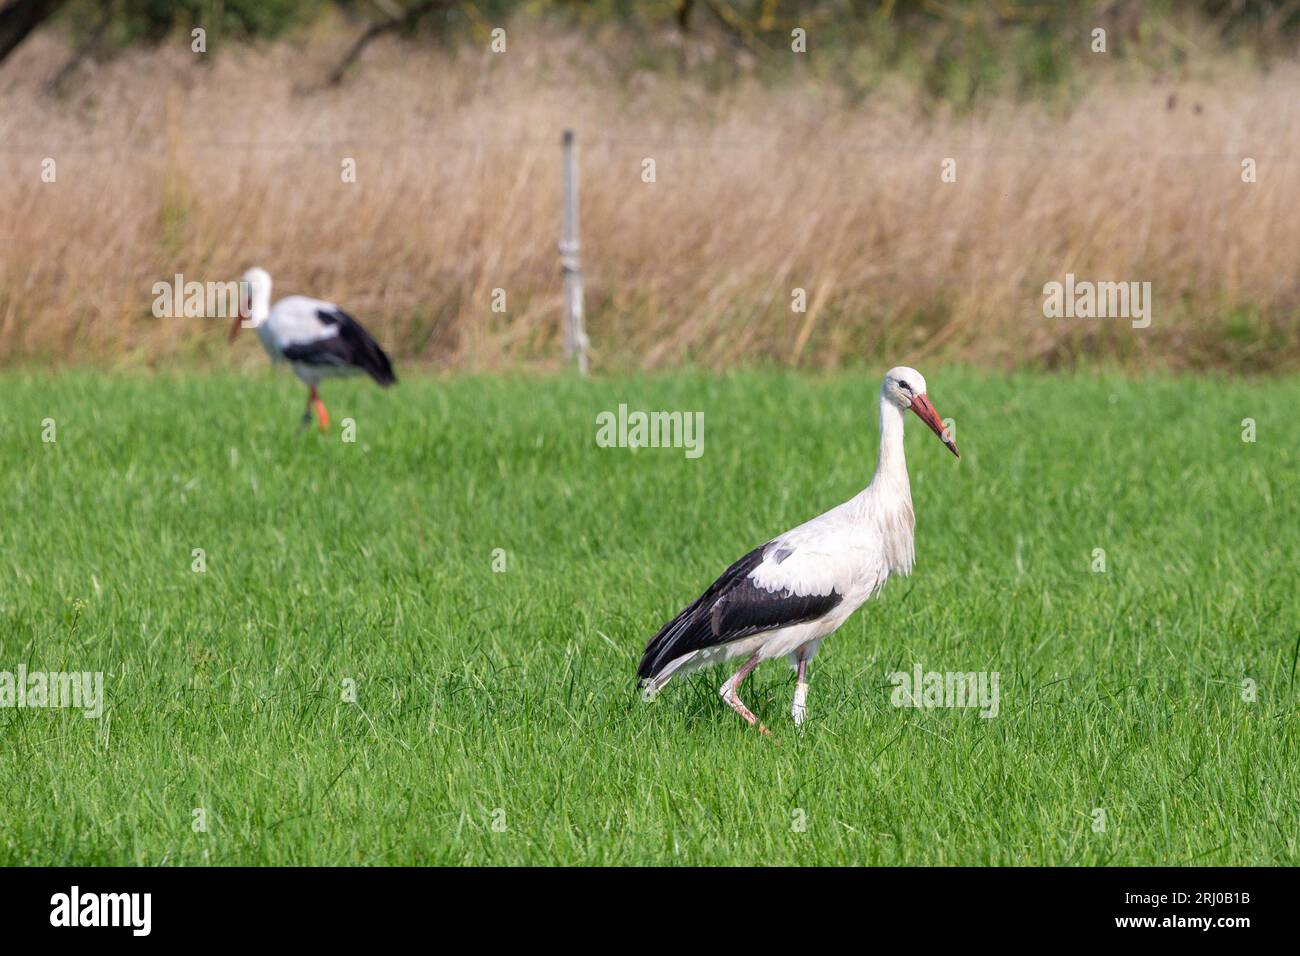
[
  {"left": 281, "top": 308, "right": 396, "bottom": 386},
  {"left": 637, "top": 545, "right": 843, "bottom": 683}
]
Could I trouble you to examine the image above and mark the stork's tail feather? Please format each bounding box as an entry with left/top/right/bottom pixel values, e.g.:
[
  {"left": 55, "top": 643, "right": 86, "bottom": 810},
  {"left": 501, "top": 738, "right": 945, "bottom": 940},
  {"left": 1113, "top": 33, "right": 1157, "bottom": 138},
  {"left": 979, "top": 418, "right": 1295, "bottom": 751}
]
[
  {"left": 363, "top": 346, "right": 397, "bottom": 387},
  {"left": 637, "top": 629, "right": 677, "bottom": 697},
  {"left": 637, "top": 677, "right": 660, "bottom": 701},
  {"left": 636, "top": 662, "right": 666, "bottom": 699},
  {"left": 636, "top": 545, "right": 768, "bottom": 695},
  {"left": 637, "top": 652, "right": 692, "bottom": 700},
  {"left": 637, "top": 615, "right": 686, "bottom": 688}
]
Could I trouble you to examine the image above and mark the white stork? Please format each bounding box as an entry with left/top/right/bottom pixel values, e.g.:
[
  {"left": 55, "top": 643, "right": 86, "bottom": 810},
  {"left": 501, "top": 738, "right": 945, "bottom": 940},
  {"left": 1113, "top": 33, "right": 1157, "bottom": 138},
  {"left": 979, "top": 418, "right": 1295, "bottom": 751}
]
[
  {"left": 229, "top": 267, "right": 396, "bottom": 430},
  {"left": 637, "top": 366, "right": 960, "bottom": 733}
]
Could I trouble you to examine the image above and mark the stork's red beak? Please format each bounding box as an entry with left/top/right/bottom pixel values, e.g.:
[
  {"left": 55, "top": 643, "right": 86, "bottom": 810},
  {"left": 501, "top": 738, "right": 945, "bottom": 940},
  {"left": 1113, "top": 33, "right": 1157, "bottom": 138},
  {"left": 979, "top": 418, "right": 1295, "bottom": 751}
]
[
  {"left": 228, "top": 313, "right": 243, "bottom": 343},
  {"left": 910, "top": 394, "right": 959, "bottom": 458}
]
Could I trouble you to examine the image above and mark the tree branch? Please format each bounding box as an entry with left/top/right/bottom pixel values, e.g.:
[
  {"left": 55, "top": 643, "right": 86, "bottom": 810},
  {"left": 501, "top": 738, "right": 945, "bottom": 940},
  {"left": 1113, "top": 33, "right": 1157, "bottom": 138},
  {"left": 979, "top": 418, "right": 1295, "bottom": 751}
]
[
  {"left": 326, "top": 0, "right": 448, "bottom": 87},
  {"left": 0, "top": 0, "right": 67, "bottom": 65},
  {"left": 45, "top": 0, "right": 112, "bottom": 94}
]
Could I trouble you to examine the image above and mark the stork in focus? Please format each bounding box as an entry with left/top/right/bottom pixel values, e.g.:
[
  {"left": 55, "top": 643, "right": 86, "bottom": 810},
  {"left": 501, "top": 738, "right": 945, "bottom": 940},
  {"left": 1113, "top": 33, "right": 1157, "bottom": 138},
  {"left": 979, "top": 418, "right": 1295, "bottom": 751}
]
[
  {"left": 229, "top": 267, "right": 396, "bottom": 430},
  {"left": 637, "top": 367, "right": 959, "bottom": 733}
]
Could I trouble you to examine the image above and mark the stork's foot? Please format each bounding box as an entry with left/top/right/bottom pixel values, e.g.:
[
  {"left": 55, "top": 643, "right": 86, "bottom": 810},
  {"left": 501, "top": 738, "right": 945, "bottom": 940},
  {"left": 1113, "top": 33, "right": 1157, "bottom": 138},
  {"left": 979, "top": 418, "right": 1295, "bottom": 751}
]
[
  {"left": 791, "top": 651, "right": 812, "bottom": 729},
  {"left": 719, "top": 685, "right": 760, "bottom": 726},
  {"left": 307, "top": 386, "right": 330, "bottom": 431},
  {"left": 719, "top": 653, "right": 775, "bottom": 740},
  {"left": 721, "top": 691, "right": 776, "bottom": 740},
  {"left": 791, "top": 681, "right": 809, "bottom": 727}
]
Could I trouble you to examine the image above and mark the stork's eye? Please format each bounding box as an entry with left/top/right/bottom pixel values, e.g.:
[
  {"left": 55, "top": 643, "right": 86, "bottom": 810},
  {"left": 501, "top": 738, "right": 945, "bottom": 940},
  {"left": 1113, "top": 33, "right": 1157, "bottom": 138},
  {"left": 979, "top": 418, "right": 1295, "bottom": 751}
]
[{"left": 898, "top": 380, "right": 913, "bottom": 393}]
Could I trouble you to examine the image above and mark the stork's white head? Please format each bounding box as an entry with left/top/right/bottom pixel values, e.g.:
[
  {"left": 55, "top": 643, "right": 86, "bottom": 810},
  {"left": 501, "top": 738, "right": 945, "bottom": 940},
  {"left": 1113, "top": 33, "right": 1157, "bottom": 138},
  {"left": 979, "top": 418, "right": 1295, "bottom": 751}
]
[
  {"left": 882, "top": 366, "right": 959, "bottom": 458},
  {"left": 230, "top": 267, "right": 273, "bottom": 342}
]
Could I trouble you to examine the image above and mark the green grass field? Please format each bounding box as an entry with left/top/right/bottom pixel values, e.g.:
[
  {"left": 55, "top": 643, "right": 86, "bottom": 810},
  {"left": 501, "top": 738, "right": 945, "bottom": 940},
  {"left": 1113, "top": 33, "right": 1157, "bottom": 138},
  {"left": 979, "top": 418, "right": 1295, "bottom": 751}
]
[{"left": 1, "top": 368, "right": 1296, "bottom": 865}]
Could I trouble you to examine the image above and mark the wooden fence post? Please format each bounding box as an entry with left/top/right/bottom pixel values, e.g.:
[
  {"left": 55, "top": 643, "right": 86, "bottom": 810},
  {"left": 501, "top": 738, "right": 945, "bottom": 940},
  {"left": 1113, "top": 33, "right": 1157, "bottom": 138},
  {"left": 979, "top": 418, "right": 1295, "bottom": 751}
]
[{"left": 560, "top": 129, "right": 589, "bottom": 375}]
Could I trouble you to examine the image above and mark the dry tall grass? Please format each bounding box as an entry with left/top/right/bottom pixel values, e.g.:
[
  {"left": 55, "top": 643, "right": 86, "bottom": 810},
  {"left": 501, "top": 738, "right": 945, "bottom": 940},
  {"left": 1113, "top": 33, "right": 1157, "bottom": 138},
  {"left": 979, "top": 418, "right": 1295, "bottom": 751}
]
[{"left": 2, "top": 24, "right": 1297, "bottom": 371}]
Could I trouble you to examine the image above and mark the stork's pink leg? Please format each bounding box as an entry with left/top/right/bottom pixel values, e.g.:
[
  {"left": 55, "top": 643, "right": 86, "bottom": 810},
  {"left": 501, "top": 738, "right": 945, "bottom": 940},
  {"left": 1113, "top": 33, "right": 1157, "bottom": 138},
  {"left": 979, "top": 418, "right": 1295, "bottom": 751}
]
[
  {"left": 719, "top": 653, "right": 771, "bottom": 736},
  {"left": 310, "top": 385, "right": 329, "bottom": 431}
]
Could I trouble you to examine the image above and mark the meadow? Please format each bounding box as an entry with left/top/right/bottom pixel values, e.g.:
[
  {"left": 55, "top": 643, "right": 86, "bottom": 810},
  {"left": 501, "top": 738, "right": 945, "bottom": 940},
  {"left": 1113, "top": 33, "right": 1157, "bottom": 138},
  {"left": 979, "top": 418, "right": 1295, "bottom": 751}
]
[{"left": 1, "top": 367, "right": 1296, "bottom": 865}]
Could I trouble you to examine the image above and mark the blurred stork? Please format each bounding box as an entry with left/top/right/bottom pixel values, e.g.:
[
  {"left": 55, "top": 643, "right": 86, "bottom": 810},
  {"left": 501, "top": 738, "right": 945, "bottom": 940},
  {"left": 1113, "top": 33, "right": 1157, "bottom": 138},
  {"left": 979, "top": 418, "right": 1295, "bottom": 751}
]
[
  {"left": 637, "top": 366, "right": 959, "bottom": 733},
  {"left": 229, "top": 267, "right": 396, "bottom": 430}
]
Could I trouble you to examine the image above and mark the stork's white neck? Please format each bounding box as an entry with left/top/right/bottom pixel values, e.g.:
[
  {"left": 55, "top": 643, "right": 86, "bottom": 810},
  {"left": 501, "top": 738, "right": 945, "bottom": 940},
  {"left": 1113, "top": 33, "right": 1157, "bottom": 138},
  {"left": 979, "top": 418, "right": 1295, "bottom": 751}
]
[
  {"left": 872, "top": 398, "right": 910, "bottom": 491},
  {"left": 840, "top": 387, "right": 918, "bottom": 577},
  {"left": 247, "top": 283, "right": 272, "bottom": 326},
  {"left": 849, "top": 395, "right": 911, "bottom": 520}
]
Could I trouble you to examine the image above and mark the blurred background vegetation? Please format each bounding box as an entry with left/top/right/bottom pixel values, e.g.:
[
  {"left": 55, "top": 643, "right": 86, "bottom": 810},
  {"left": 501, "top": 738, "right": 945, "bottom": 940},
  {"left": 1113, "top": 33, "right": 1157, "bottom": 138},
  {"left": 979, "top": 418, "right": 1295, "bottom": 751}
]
[
  {"left": 11, "top": 0, "right": 1300, "bottom": 105},
  {"left": 1, "top": 1, "right": 1297, "bottom": 372}
]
